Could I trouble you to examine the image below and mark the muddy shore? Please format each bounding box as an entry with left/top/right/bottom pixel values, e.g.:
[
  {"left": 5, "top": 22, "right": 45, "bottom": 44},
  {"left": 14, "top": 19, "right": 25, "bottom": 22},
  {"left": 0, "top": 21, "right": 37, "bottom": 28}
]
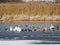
[
  {"left": 0, "top": 15, "right": 60, "bottom": 25},
  {"left": 0, "top": 21, "right": 60, "bottom": 25}
]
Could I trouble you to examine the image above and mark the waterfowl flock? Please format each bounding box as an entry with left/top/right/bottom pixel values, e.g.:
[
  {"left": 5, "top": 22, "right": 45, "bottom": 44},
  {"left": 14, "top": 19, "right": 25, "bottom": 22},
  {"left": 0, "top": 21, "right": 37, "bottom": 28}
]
[{"left": 8, "top": 24, "right": 60, "bottom": 32}]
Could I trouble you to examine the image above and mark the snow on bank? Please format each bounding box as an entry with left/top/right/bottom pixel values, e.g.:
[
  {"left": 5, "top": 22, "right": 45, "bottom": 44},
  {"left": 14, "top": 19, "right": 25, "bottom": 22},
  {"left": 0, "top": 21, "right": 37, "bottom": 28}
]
[
  {"left": 0, "top": 40, "right": 60, "bottom": 45},
  {"left": 0, "top": 40, "right": 39, "bottom": 45}
]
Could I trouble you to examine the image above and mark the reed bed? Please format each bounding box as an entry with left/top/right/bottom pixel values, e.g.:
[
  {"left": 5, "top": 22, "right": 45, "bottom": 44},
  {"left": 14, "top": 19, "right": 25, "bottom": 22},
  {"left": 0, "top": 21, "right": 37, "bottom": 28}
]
[{"left": 0, "top": 2, "right": 60, "bottom": 22}]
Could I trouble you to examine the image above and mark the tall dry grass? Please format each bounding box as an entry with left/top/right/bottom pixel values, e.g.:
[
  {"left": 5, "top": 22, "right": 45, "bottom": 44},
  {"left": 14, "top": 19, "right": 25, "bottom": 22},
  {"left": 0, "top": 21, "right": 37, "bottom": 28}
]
[
  {"left": 0, "top": 2, "right": 60, "bottom": 22},
  {"left": 0, "top": 2, "right": 60, "bottom": 16}
]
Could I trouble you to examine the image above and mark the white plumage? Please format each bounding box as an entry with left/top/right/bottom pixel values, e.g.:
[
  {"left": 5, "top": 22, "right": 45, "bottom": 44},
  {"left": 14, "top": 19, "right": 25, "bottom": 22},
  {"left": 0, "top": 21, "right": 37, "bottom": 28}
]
[
  {"left": 50, "top": 24, "right": 54, "bottom": 31},
  {"left": 10, "top": 25, "right": 22, "bottom": 32},
  {"left": 10, "top": 26, "right": 13, "bottom": 31},
  {"left": 50, "top": 24, "right": 54, "bottom": 29},
  {"left": 13, "top": 25, "right": 21, "bottom": 32}
]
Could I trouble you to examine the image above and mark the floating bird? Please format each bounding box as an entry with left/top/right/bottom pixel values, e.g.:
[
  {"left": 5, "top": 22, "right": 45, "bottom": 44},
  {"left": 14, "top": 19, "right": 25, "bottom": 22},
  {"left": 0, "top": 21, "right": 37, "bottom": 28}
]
[
  {"left": 13, "top": 25, "right": 22, "bottom": 32},
  {"left": 50, "top": 24, "right": 54, "bottom": 31},
  {"left": 10, "top": 26, "right": 13, "bottom": 31}
]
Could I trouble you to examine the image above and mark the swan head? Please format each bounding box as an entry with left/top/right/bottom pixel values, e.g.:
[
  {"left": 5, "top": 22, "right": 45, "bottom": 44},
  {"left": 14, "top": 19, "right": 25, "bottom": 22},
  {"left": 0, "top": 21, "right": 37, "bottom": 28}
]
[
  {"left": 51, "top": 24, "right": 53, "bottom": 26},
  {"left": 16, "top": 25, "right": 20, "bottom": 27}
]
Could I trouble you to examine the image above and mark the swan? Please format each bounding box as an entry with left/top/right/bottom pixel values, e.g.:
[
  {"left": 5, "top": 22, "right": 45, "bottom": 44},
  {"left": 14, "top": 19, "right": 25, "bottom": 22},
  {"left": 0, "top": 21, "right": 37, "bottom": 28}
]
[
  {"left": 10, "top": 26, "right": 13, "bottom": 31},
  {"left": 13, "top": 25, "right": 22, "bottom": 32},
  {"left": 50, "top": 24, "right": 54, "bottom": 31}
]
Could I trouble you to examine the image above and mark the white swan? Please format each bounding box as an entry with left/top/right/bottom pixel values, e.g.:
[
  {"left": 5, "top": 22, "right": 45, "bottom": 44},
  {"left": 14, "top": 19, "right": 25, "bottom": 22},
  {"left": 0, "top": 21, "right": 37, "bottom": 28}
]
[
  {"left": 10, "top": 26, "right": 13, "bottom": 31},
  {"left": 50, "top": 24, "right": 54, "bottom": 31},
  {"left": 13, "top": 25, "right": 22, "bottom": 32}
]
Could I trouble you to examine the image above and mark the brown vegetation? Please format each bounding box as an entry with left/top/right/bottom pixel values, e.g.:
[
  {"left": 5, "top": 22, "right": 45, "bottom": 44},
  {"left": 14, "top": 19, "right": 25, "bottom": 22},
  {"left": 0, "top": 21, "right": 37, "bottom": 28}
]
[
  {"left": 0, "top": 2, "right": 60, "bottom": 22},
  {"left": 0, "top": 2, "right": 60, "bottom": 16}
]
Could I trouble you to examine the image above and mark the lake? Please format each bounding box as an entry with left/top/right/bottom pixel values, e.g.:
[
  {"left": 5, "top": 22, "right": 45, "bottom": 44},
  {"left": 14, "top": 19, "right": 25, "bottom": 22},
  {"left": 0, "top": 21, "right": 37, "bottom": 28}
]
[{"left": 0, "top": 21, "right": 60, "bottom": 44}]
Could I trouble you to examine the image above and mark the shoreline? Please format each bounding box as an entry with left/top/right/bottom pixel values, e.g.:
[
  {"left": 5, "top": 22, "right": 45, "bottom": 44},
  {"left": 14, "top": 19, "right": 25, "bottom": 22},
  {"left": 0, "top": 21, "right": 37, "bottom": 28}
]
[{"left": 0, "top": 21, "right": 60, "bottom": 25}]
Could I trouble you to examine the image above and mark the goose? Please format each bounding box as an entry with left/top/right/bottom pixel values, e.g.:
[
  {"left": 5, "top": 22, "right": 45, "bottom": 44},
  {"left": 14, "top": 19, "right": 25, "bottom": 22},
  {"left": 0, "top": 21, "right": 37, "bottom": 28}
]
[{"left": 13, "top": 25, "right": 21, "bottom": 32}]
